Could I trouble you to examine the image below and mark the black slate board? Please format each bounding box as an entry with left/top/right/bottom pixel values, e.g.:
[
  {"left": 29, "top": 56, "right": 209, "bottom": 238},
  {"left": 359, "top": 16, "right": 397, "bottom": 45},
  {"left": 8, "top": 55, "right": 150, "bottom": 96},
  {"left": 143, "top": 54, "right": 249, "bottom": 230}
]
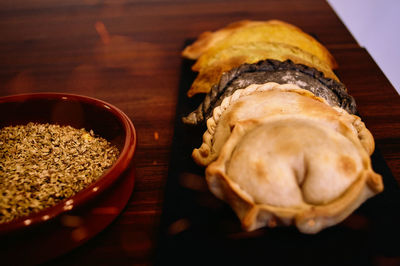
[{"left": 155, "top": 58, "right": 400, "bottom": 266}]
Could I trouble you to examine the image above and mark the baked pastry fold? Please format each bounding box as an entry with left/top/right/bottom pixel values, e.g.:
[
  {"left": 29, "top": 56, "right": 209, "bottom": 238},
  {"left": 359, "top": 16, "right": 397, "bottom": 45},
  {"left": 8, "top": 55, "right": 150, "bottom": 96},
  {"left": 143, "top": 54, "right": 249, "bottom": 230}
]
[{"left": 206, "top": 116, "right": 383, "bottom": 234}]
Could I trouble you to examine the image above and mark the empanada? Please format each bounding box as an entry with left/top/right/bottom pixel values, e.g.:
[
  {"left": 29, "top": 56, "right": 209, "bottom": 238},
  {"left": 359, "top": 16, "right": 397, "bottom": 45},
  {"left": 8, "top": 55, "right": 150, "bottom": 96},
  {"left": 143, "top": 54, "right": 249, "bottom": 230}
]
[
  {"left": 192, "top": 83, "right": 373, "bottom": 167},
  {"left": 205, "top": 116, "right": 383, "bottom": 234},
  {"left": 182, "top": 20, "right": 337, "bottom": 69},
  {"left": 183, "top": 59, "right": 355, "bottom": 125},
  {"left": 187, "top": 42, "right": 339, "bottom": 97}
]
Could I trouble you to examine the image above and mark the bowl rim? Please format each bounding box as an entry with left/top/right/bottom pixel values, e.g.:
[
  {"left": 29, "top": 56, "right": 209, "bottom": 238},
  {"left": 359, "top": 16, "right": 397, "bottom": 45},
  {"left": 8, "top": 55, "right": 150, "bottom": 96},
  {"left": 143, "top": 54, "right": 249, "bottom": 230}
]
[{"left": 0, "top": 92, "right": 137, "bottom": 234}]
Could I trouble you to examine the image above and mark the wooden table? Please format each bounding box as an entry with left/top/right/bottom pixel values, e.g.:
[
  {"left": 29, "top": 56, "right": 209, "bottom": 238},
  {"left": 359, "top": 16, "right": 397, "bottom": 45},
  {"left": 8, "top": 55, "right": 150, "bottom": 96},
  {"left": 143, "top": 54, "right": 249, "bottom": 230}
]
[{"left": 1, "top": 0, "right": 399, "bottom": 265}]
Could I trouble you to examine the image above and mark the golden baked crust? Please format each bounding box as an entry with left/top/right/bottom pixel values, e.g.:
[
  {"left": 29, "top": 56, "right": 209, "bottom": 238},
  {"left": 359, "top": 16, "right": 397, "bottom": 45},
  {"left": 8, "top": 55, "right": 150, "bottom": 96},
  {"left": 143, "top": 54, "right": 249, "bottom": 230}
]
[
  {"left": 182, "top": 20, "right": 255, "bottom": 59},
  {"left": 187, "top": 42, "right": 339, "bottom": 97},
  {"left": 205, "top": 117, "right": 383, "bottom": 234},
  {"left": 182, "top": 20, "right": 338, "bottom": 70},
  {"left": 192, "top": 82, "right": 374, "bottom": 167}
]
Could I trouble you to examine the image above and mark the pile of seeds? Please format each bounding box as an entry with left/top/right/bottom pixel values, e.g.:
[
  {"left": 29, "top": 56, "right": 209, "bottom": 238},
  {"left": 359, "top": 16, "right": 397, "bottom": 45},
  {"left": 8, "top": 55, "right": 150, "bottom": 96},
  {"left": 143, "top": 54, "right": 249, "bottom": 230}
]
[{"left": 0, "top": 122, "right": 120, "bottom": 224}]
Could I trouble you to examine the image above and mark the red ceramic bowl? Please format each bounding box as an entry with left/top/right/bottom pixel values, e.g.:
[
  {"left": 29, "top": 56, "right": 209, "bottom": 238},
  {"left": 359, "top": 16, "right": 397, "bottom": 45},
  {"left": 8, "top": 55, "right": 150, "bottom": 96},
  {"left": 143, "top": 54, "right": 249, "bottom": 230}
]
[{"left": 0, "top": 93, "right": 136, "bottom": 234}]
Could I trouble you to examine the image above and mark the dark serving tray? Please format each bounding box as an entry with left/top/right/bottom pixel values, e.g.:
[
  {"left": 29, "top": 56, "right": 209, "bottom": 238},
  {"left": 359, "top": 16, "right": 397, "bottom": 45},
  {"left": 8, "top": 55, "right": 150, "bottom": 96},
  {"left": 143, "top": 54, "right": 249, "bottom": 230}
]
[{"left": 155, "top": 58, "right": 400, "bottom": 266}]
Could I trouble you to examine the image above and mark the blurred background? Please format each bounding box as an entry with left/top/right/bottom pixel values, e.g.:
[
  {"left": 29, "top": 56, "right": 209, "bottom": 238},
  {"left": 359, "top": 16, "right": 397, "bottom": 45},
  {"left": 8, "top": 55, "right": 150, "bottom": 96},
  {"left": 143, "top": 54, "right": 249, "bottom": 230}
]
[{"left": 328, "top": 0, "right": 400, "bottom": 95}]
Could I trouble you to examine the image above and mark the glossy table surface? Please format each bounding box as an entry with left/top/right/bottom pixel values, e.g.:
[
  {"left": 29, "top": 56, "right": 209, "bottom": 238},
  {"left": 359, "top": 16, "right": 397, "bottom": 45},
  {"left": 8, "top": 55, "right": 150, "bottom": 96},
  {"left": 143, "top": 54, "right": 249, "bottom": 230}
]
[{"left": 1, "top": 0, "right": 399, "bottom": 265}]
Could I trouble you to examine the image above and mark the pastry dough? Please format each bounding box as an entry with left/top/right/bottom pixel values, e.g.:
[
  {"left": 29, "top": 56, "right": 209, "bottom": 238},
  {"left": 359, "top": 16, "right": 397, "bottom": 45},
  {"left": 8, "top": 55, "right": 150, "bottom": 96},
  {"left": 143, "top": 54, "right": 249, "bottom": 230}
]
[
  {"left": 187, "top": 42, "right": 339, "bottom": 97},
  {"left": 192, "top": 83, "right": 373, "bottom": 167},
  {"left": 182, "top": 20, "right": 337, "bottom": 69},
  {"left": 205, "top": 117, "right": 383, "bottom": 234}
]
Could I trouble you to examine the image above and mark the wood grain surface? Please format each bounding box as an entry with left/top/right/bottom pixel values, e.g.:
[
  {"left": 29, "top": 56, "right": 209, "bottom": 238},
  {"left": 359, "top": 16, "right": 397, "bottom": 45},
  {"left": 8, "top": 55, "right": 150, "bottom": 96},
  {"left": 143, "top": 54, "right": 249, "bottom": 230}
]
[{"left": 0, "top": 0, "right": 399, "bottom": 265}]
